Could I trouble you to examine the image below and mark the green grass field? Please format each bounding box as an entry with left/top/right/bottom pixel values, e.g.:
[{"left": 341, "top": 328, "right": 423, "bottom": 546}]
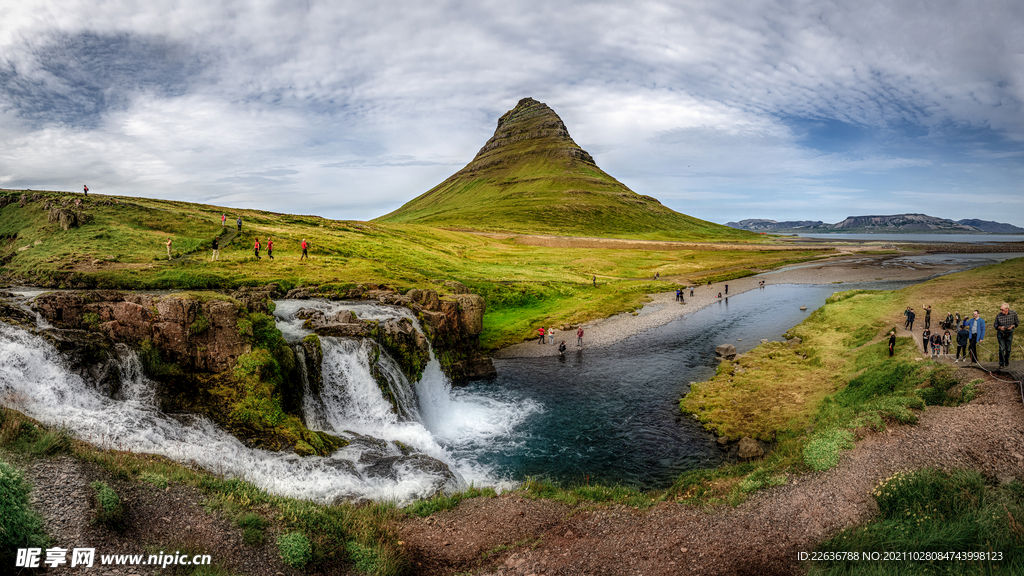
[{"left": 0, "top": 190, "right": 828, "bottom": 349}]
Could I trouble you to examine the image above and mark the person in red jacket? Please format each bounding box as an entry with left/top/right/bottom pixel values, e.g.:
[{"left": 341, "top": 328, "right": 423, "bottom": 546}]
[
  {"left": 300, "top": 239, "right": 308, "bottom": 260},
  {"left": 267, "top": 237, "right": 274, "bottom": 260},
  {"left": 254, "top": 237, "right": 261, "bottom": 260},
  {"left": 537, "top": 326, "right": 545, "bottom": 345}
]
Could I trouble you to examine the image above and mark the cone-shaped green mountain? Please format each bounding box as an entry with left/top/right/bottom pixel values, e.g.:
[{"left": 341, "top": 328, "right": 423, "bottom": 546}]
[{"left": 376, "top": 98, "right": 753, "bottom": 241}]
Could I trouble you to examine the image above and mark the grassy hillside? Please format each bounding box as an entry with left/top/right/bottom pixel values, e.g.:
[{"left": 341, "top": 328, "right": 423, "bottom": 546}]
[
  {"left": 0, "top": 189, "right": 829, "bottom": 348},
  {"left": 376, "top": 98, "right": 757, "bottom": 242}
]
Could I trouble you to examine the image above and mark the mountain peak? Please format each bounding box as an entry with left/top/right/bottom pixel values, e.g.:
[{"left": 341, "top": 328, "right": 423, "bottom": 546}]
[
  {"left": 375, "top": 98, "right": 752, "bottom": 241},
  {"left": 464, "top": 97, "right": 594, "bottom": 172}
]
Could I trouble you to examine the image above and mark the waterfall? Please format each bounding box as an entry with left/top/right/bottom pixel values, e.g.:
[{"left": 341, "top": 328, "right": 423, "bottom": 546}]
[
  {"left": 0, "top": 297, "right": 541, "bottom": 502},
  {"left": 114, "top": 343, "right": 155, "bottom": 405},
  {"left": 0, "top": 321, "right": 465, "bottom": 503}
]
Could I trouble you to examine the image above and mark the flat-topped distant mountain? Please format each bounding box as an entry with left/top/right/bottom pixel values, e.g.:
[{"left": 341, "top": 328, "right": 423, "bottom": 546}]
[
  {"left": 727, "top": 214, "right": 1024, "bottom": 234},
  {"left": 725, "top": 219, "right": 825, "bottom": 232},
  {"left": 375, "top": 98, "right": 754, "bottom": 241}
]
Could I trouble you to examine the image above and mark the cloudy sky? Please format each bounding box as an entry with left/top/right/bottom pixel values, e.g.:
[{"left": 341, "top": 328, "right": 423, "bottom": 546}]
[{"left": 1, "top": 0, "right": 1022, "bottom": 226}]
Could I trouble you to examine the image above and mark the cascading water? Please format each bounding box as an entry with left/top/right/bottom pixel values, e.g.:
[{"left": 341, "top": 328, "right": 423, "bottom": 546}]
[
  {"left": 274, "top": 299, "right": 541, "bottom": 489},
  {"left": 0, "top": 297, "right": 538, "bottom": 503}
]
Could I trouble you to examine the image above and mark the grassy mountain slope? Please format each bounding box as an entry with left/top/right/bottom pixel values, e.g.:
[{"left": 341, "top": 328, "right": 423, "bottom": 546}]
[
  {"left": 0, "top": 190, "right": 828, "bottom": 348},
  {"left": 376, "top": 98, "right": 755, "bottom": 242}
]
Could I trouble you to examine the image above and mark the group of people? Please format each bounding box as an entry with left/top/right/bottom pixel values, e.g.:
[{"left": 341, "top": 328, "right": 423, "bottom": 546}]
[
  {"left": 163, "top": 213, "right": 312, "bottom": 261},
  {"left": 898, "top": 303, "right": 1018, "bottom": 368},
  {"left": 537, "top": 325, "right": 586, "bottom": 354}
]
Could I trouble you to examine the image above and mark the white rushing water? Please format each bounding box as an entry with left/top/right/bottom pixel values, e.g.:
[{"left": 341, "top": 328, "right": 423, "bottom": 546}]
[{"left": 0, "top": 298, "right": 540, "bottom": 503}]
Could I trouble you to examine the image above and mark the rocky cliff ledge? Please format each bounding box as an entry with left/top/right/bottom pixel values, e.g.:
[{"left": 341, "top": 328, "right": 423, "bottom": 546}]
[{"left": 284, "top": 281, "right": 496, "bottom": 383}]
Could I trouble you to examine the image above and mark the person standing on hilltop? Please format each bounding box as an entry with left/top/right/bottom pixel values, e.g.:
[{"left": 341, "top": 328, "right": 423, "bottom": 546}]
[
  {"left": 211, "top": 235, "right": 219, "bottom": 261},
  {"left": 83, "top": 184, "right": 88, "bottom": 196},
  {"left": 924, "top": 305, "right": 932, "bottom": 330},
  {"left": 237, "top": 216, "right": 242, "bottom": 232},
  {"left": 995, "top": 303, "right": 1018, "bottom": 368},
  {"left": 300, "top": 239, "right": 309, "bottom": 260},
  {"left": 968, "top": 310, "right": 985, "bottom": 364},
  {"left": 253, "top": 237, "right": 261, "bottom": 260},
  {"left": 267, "top": 237, "right": 274, "bottom": 260}
]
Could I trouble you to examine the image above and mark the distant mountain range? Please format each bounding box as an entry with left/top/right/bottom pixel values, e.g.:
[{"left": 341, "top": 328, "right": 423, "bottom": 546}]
[{"left": 726, "top": 214, "right": 1024, "bottom": 234}]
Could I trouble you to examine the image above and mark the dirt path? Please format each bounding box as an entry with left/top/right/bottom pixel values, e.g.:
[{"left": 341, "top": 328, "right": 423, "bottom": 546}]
[{"left": 397, "top": 368, "right": 1024, "bottom": 575}]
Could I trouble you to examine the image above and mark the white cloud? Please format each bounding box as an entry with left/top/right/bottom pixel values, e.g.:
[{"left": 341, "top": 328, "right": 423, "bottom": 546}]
[{"left": 0, "top": 0, "right": 1021, "bottom": 225}]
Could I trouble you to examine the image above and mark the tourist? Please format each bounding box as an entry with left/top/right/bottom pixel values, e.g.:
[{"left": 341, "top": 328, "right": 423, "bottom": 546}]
[
  {"left": 955, "top": 312, "right": 961, "bottom": 327},
  {"left": 83, "top": 184, "right": 88, "bottom": 196},
  {"left": 956, "top": 322, "right": 970, "bottom": 362},
  {"left": 717, "top": 292, "right": 722, "bottom": 299},
  {"left": 942, "top": 330, "right": 951, "bottom": 356},
  {"left": 165, "top": 237, "right": 172, "bottom": 259},
  {"left": 924, "top": 305, "right": 932, "bottom": 330},
  {"left": 254, "top": 237, "right": 261, "bottom": 260},
  {"left": 558, "top": 341, "right": 567, "bottom": 356},
  {"left": 995, "top": 303, "right": 1018, "bottom": 368},
  {"left": 725, "top": 284, "right": 728, "bottom": 295},
  {"left": 577, "top": 326, "right": 584, "bottom": 347},
  {"left": 267, "top": 237, "right": 274, "bottom": 260},
  {"left": 676, "top": 289, "right": 681, "bottom": 301},
  {"left": 904, "top": 307, "right": 912, "bottom": 329},
  {"left": 908, "top": 308, "right": 916, "bottom": 330},
  {"left": 593, "top": 275, "right": 596, "bottom": 287},
  {"left": 967, "top": 310, "right": 985, "bottom": 364},
  {"left": 548, "top": 326, "right": 556, "bottom": 345},
  {"left": 944, "top": 312, "right": 954, "bottom": 330},
  {"left": 236, "top": 216, "right": 242, "bottom": 232},
  {"left": 930, "top": 332, "right": 942, "bottom": 358},
  {"left": 888, "top": 331, "right": 896, "bottom": 357},
  {"left": 690, "top": 287, "right": 694, "bottom": 297},
  {"left": 300, "top": 239, "right": 309, "bottom": 260},
  {"left": 211, "top": 236, "right": 219, "bottom": 261},
  {"left": 537, "top": 326, "right": 545, "bottom": 344},
  {"left": 221, "top": 213, "right": 226, "bottom": 227},
  {"left": 922, "top": 329, "right": 931, "bottom": 354}
]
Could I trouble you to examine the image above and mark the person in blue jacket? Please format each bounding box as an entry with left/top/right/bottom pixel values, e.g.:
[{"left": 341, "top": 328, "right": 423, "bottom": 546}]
[{"left": 967, "top": 309, "right": 986, "bottom": 364}]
